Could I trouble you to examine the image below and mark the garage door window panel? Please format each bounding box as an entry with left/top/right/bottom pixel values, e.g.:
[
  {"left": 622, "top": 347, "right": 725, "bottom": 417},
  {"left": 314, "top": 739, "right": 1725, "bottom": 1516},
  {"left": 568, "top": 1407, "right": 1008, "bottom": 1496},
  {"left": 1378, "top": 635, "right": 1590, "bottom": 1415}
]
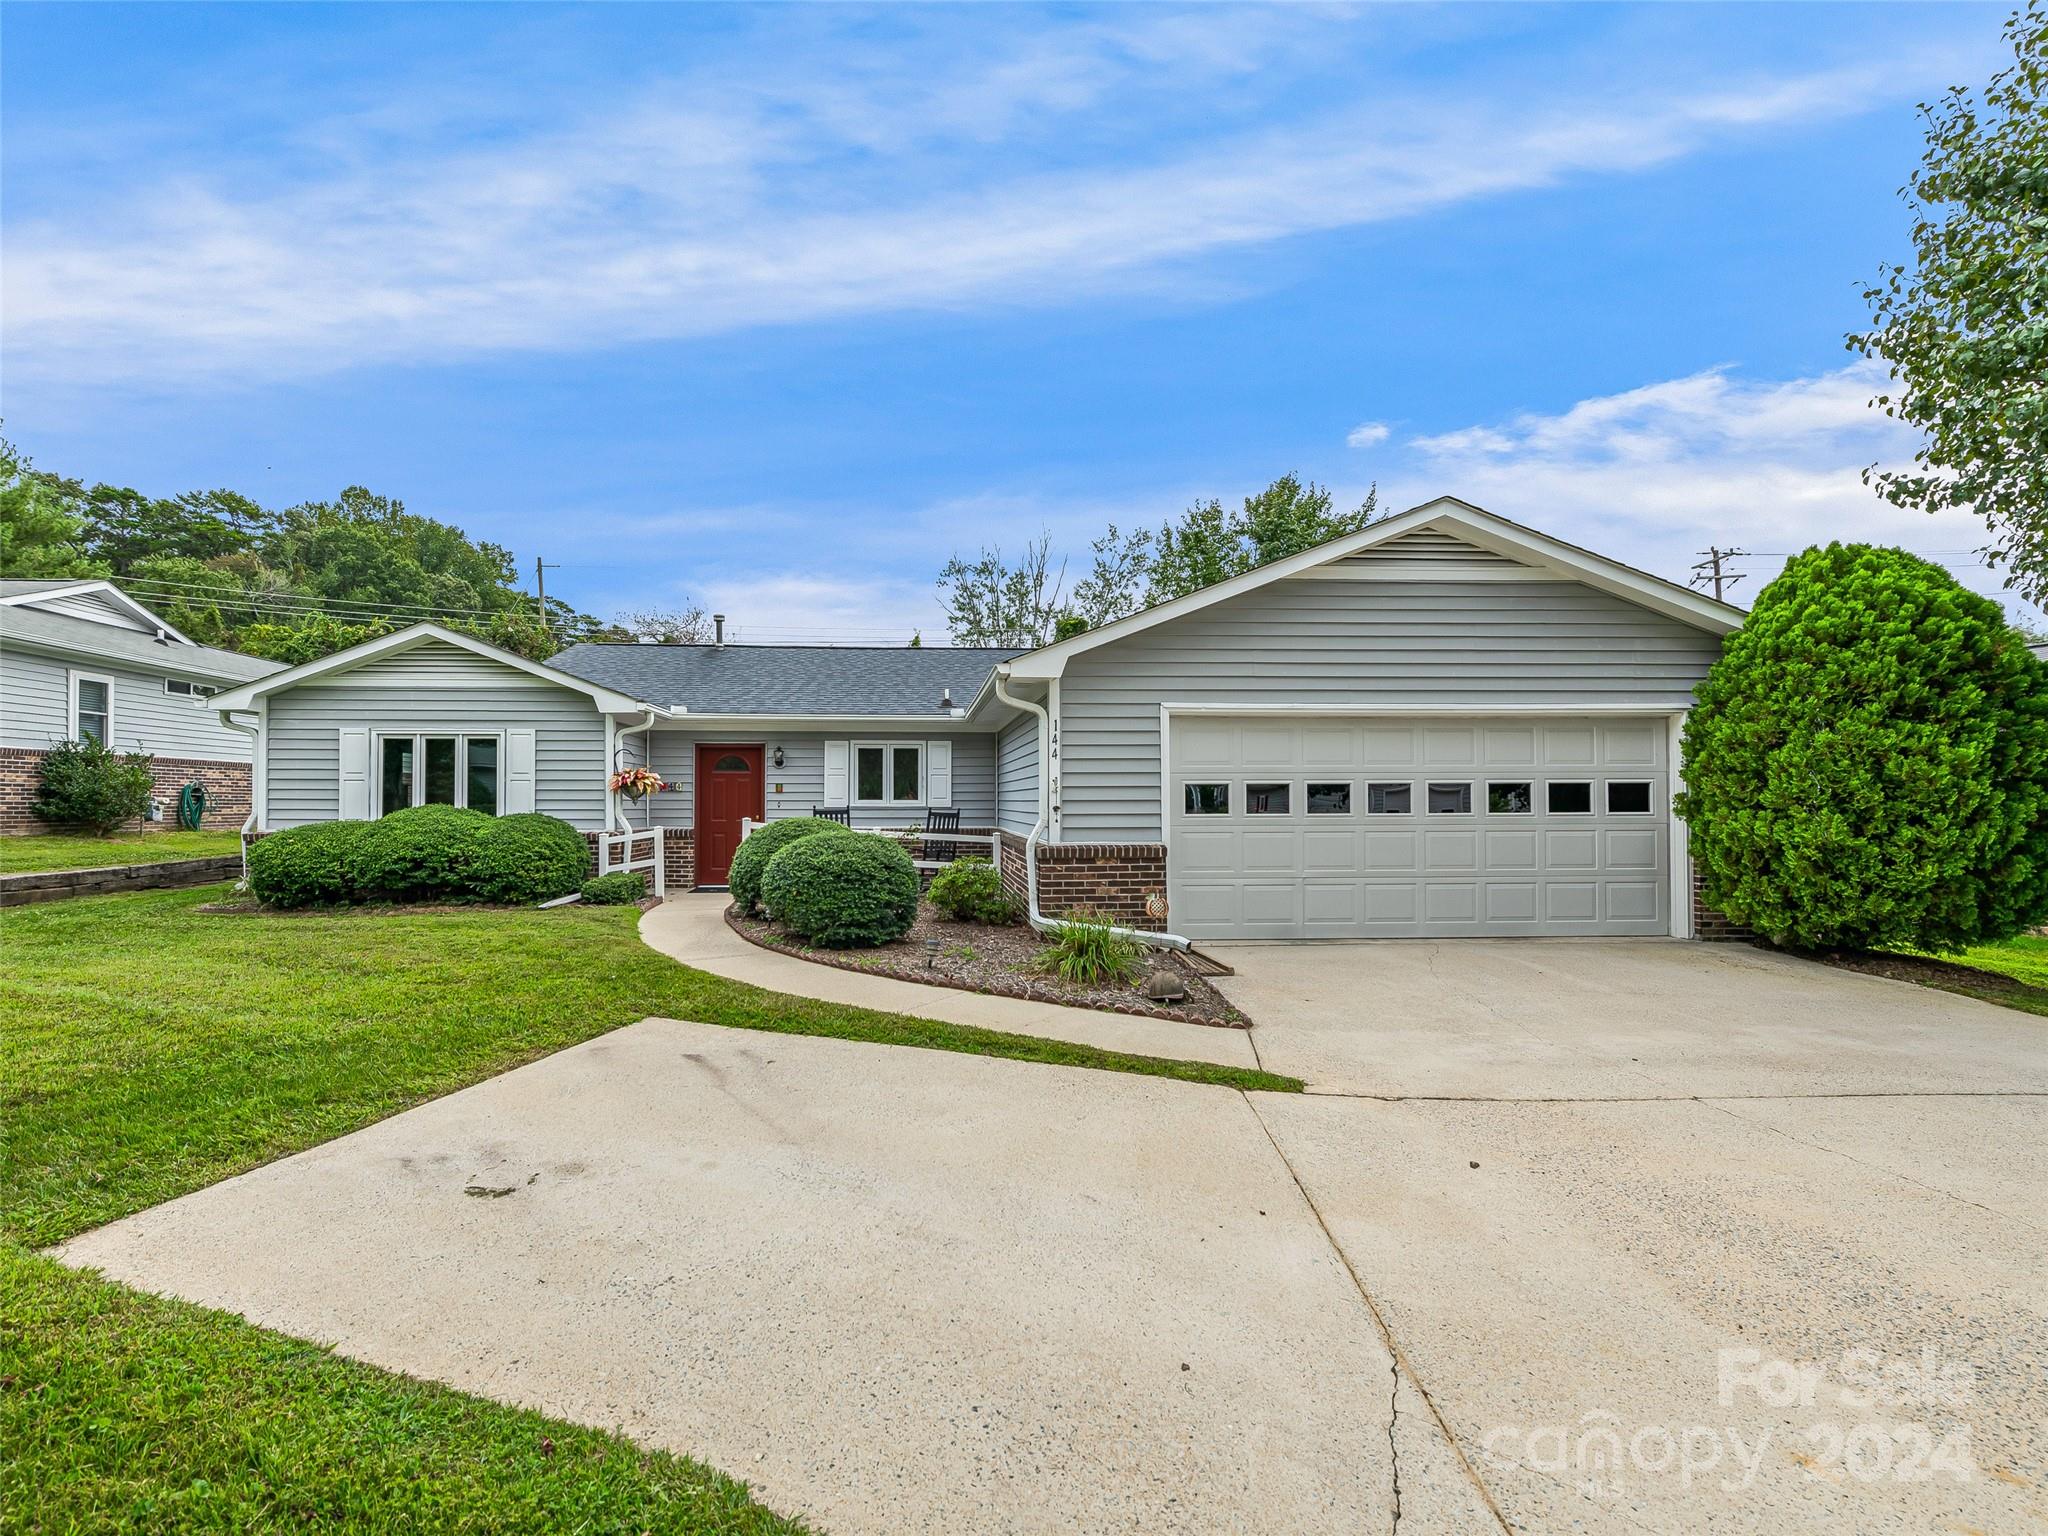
[
  {"left": 1306, "top": 783, "right": 1352, "bottom": 815},
  {"left": 1487, "top": 782, "right": 1533, "bottom": 814},
  {"left": 1245, "top": 783, "right": 1291, "bottom": 815},
  {"left": 1184, "top": 783, "right": 1229, "bottom": 815},
  {"left": 1547, "top": 781, "right": 1593, "bottom": 814},
  {"left": 1427, "top": 782, "right": 1473, "bottom": 815},
  {"left": 1366, "top": 782, "right": 1412, "bottom": 815},
  {"left": 1607, "top": 781, "right": 1654, "bottom": 814}
]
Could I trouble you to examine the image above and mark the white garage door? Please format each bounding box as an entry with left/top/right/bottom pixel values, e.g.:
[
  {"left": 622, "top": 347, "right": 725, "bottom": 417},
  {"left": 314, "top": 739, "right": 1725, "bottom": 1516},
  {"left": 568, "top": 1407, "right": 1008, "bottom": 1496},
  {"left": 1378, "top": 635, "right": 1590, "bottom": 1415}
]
[{"left": 1167, "top": 716, "right": 1671, "bottom": 939}]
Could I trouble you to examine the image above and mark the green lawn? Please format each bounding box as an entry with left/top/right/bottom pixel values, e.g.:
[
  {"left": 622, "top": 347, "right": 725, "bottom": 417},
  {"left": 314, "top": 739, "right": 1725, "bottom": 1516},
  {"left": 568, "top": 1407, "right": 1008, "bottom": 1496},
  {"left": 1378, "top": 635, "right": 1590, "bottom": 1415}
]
[
  {"left": 1949, "top": 934, "right": 2048, "bottom": 990},
  {"left": 1, "top": 884, "right": 1296, "bottom": 1532},
  {"left": 0, "top": 828, "right": 243, "bottom": 874}
]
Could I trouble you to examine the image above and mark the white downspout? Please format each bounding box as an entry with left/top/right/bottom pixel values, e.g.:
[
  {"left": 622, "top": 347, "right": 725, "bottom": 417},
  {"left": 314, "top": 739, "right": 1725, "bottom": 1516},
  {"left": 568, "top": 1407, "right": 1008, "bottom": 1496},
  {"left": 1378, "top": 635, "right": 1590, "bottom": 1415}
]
[
  {"left": 992, "top": 668, "right": 1189, "bottom": 952},
  {"left": 217, "top": 707, "right": 261, "bottom": 882},
  {"left": 611, "top": 709, "right": 659, "bottom": 831}
]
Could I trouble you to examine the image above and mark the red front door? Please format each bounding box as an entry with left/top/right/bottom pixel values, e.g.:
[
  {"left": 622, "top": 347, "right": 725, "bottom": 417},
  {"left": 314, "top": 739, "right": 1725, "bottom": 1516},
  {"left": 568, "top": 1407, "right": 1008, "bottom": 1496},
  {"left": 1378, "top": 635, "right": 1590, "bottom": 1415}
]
[{"left": 694, "top": 744, "right": 764, "bottom": 886}]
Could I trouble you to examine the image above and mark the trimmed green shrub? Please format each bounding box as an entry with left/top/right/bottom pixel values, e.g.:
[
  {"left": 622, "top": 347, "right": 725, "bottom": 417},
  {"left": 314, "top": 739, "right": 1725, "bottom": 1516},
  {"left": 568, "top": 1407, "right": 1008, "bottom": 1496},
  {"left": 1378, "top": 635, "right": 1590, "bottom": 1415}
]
[
  {"left": 1035, "top": 912, "right": 1143, "bottom": 986},
  {"left": 728, "top": 816, "right": 853, "bottom": 914},
  {"left": 32, "top": 738, "right": 153, "bottom": 834},
  {"left": 469, "top": 813, "right": 590, "bottom": 904},
  {"left": 247, "top": 821, "right": 367, "bottom": 907},
  {"left": 926, "top": 856, "right": 1017, "bottom": 924},
  {"left": 580, "top": 871, "right": 646, "bottom": 905},
  {"left": 759, "top": 831, "right": 919, "bottom": 947},
  {"left": 1676, "top": 544, "right": 2048, "bottom": 951},
  {"left": 351, "top": 805, "right": 491, "bottom": 901}
]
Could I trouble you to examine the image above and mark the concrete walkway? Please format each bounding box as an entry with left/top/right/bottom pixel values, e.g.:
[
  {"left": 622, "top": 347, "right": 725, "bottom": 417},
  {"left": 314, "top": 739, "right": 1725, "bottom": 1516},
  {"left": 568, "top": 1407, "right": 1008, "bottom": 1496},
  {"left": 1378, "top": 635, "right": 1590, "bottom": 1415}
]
[{"left": 640, "top": 892, "right": 1262, "bottom": 1072}]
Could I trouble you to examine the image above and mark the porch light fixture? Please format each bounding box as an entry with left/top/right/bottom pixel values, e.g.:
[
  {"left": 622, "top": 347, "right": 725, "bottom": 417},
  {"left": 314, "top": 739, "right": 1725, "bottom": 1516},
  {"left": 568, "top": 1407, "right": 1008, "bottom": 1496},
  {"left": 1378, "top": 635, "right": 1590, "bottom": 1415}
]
[{"left": 772, "top": 746, "right": 786, "bottom": 769}]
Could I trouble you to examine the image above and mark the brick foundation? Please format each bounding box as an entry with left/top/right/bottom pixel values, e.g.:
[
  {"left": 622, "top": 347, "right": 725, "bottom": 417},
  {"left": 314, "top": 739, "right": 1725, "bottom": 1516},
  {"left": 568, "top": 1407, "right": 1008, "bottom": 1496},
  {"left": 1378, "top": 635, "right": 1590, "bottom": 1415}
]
[
  {"left": 993, "top": 833, "right": 1168, "bottom": 925},
  {"left": 1691, "top": 868, "right": 1755, "bottom": 941},
  {"left": 0, "top": 746, "right": 251, "bottom": 835}
]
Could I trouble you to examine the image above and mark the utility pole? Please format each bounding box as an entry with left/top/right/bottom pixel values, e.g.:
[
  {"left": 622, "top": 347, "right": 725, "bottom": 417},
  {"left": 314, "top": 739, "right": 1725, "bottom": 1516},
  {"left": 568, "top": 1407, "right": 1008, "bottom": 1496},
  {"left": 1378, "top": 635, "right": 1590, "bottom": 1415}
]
[
  {"left": 534, "top": 557, "right": 560, "bottom": 635},
  {"left": 1690, "top": 546, "right": 1747, "bottom": 602}
]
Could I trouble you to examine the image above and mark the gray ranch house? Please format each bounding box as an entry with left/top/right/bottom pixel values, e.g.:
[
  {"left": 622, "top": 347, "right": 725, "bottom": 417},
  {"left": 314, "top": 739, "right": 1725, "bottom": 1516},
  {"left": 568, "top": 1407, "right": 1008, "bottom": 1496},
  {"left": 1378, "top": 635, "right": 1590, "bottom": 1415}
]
[
  {"left": 0, "top": 579, "right": 282, "bottom": 833},
  {"left": 208, "top": 497, "right": 1743, "bottom": 940}
]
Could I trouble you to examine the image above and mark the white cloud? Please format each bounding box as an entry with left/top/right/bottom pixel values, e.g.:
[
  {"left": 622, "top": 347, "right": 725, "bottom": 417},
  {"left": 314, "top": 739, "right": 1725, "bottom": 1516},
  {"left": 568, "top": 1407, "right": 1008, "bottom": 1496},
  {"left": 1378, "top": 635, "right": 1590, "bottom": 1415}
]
[
  {"left": 1345, "top": 421, "right": 1391, "bottom": 449},
  {"left": 1390, "top": 361, "right": 2039, "bottom": 622},
  {"left": 3, "top": 19, "right": 1905, "bottom": 390}
]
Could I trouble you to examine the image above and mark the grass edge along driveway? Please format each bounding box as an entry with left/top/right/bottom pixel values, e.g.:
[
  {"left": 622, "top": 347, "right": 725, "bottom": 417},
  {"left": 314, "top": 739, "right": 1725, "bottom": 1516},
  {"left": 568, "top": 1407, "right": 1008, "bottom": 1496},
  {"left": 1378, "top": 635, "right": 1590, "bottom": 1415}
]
[{"left": 1, "top": 885, "right": 1296, "bottom": 1535}]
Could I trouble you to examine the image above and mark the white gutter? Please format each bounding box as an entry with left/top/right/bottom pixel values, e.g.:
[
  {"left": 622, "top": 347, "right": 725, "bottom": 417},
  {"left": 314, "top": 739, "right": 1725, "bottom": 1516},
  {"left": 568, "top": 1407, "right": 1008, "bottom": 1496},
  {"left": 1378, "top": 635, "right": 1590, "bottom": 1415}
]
[
  {"left": 991, "top": 667, "right": 1189, "bottom": 952},
  {"left": 217, "top": 707, "right": 261, "bottom": 882}
]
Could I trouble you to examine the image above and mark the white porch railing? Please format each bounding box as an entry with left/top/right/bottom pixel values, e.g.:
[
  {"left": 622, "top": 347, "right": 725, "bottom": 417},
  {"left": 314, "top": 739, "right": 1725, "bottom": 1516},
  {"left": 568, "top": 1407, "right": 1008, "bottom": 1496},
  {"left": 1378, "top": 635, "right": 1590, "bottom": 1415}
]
[
  {"left": 597, "top": 826, "right": 667, "bottom": 898},
  {"left": 738, "top": 819, "right": 996, "bottom": 872}
]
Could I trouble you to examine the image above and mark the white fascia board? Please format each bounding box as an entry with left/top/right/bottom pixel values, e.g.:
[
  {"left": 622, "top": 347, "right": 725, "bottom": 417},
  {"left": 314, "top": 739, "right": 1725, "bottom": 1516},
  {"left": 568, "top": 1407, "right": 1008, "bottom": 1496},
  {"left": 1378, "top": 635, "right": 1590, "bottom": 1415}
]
[
  {"left": 207, "top": 622, "right": 659, "bottom": 715},
  {"left": 1002, "top": 496, "right": 1741, "bottom": 680},
  {"left": 1, "top": 579, "right": 196, "bottom": 645}
]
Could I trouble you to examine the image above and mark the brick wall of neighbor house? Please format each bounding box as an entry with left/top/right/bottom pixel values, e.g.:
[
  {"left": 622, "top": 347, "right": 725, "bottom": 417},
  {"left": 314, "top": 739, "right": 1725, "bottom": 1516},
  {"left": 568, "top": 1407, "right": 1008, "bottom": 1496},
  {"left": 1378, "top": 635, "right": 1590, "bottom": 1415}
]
[
  {"left": 997, "top": 830, "right": 1031, "bottom": 908},
  {"left": 1034, "top": 841, "right": 1168, "bottom": 925},
  {"left": 1691, "top": 867, "right": 1755, "bottom": 941},
  {"left": 0, "top": 747, "right": 251, "bottom": 835}
]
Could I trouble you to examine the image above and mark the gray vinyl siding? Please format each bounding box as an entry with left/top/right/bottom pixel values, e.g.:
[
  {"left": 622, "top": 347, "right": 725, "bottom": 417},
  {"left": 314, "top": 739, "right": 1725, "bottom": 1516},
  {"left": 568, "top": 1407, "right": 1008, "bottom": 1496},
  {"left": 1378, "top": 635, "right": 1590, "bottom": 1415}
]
[
  {"left": 633, "top": 731, "right": 997, "bottom": 830},
  {"left": 0, "top": 644, "right": 256, "bottom": 760},
  {"left": 265, "top": 644, "right": 609, "bottom": 829},
  {"left": 997, "top": 715, "right": 1040, "bottom": 835},
  {"left": 1058, "top": 577, "right": 1723, "bottom": 842}
]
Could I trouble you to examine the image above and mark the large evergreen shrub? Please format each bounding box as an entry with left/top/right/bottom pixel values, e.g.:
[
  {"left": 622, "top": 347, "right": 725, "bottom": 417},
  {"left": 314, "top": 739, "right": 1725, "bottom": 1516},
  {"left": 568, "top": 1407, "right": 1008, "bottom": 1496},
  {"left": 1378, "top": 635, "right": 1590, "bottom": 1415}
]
[
  {"left": 469, "top": 813, "right": 590, "bottom": 904},
  {"left": 247, "top": 822, "right": 367, "bottom": 906},
  {"left": 727, "top": 816, "right": 852, "bottom": 914},
  {"left": 1676, "top": 543, "right": 2048, "bottom": 951},
  {"left": 351, "top": 805, "right": 491, "bottom": 901},
  {"left": 759, "top": 832, "right": 919, "bottom": 947},
  {"left": 32, "top": 739, "right": 153, "bottom": 834}
]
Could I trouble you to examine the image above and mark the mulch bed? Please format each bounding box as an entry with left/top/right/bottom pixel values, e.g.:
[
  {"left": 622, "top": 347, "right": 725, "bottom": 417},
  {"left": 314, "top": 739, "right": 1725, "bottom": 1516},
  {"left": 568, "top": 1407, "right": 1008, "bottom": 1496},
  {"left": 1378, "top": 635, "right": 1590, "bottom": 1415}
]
[
  {"left": 1812, "top": 947, "right": 2032, "bottom": 995},
  {"left": 727, "top": 902, "right": 1251, "bottom": 1029}
]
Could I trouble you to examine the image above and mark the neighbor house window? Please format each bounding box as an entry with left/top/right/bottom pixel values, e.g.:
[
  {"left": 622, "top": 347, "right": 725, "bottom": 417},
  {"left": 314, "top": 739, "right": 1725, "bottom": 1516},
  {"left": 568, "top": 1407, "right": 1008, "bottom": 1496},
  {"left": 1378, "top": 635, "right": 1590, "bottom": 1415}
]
[
  {"left": 1487, "top": 782, "right": 1533, "bottom": 814},
  {"left": 376, "top": 733, "right": 503, "bottom": 816},
  {"left": 1366, "top": 782, "right": 1411, "bottom": 814},
  {"left": 1245, "top": 782, "right": 1290, "bottom": 815},
  {"left": 854, "top": 742, "right": 923, "bottom": 805},
  {"left": 1547, "top": 781, "right": 1593, "bottom": 814},
  {"left": 1307, "top": 782, "right": 1352, "bottom": 814},
  {"left": 1427, "top": 782, "right": 1473, "bottom": 814},
  {"left": 1183, "top": 783, "right": 1229, "bottom": 815},
  {"left": 163, "top": 678, "right": 216, "bottom": 698},
  {"left": 1607, "top": 781, "right": 1654, "bottom": 814},
  {"left": 70, "top": 674, "right": 112, "bottom": 745}
]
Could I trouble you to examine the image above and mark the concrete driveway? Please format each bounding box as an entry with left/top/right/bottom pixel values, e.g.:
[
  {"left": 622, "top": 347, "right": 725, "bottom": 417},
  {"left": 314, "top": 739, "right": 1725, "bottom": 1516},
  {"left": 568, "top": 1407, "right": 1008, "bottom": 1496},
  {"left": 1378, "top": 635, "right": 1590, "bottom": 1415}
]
[
  {"left": 54, "top": 940, "right": 2047, "bottom": 1534},
  {"left": 1216, "top": 939, "right": 2048, "bottom": 1532}
]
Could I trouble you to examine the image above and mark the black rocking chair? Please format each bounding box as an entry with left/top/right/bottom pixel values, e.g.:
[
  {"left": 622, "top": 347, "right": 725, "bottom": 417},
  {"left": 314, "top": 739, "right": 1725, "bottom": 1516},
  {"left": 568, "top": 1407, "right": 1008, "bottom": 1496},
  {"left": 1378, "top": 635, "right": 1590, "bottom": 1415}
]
[
  {"left": 812, "top": 806, "right": 852, "bottom": 825},
  {"left": 924, "top": 807, "right": 962, "bottom": 863}
]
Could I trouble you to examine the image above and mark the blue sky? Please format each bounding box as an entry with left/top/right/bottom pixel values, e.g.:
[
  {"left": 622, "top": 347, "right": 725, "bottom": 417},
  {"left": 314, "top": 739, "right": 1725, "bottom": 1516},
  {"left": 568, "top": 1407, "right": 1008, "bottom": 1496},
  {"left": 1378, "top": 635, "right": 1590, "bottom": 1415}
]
[{"left": 3, "top": 2, "right": 2030, "bottom": 639}]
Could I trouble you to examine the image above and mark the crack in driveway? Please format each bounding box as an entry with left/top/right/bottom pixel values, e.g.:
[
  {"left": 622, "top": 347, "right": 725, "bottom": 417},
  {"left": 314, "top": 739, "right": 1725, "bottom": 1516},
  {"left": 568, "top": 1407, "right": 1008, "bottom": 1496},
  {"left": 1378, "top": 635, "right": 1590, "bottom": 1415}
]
[{"left": 1238, "top": 1088, "right": 1512, "bottom": 1536}]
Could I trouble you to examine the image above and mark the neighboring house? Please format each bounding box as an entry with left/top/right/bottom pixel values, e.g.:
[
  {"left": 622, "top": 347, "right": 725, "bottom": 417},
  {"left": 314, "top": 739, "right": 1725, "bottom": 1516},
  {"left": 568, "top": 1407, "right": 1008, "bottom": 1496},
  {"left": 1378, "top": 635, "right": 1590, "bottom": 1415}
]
[
  {"left": 2029, "top": 641, "right": 2048, "bottom": 661},
  {"left": 208, "top": 497, "right": 1745, "bottom": 939},
  {"left": 0, "top": 579, "right": 283, "bottom": 833}
]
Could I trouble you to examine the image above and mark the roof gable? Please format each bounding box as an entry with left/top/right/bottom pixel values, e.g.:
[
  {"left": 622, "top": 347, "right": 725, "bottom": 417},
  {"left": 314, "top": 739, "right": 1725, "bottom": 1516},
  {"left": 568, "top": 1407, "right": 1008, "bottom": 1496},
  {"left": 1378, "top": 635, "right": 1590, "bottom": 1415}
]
[
  {"left": 1000, "top": 496, "right": 1741, "bottom": 680},
  {"left": 0, "top": 579, "right": 194, "bottom": 643},
  {"left": 207, "top": 623, "right": 657, "bottom": 714}
]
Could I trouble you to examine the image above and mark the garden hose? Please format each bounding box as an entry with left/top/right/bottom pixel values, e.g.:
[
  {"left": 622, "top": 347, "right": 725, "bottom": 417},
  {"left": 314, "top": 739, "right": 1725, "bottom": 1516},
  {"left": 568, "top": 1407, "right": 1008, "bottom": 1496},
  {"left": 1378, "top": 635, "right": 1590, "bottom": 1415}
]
[{"left": 177, "top": 781, "right": 208, "bottom": 831}]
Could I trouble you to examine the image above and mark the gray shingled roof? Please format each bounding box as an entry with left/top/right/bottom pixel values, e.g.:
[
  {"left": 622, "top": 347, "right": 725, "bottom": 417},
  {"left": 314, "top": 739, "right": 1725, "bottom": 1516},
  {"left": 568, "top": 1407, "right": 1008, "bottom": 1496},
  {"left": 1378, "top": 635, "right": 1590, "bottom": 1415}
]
[
  {"left": 0, "top": 603, "right": 283, "bottom": 682},
  {"left": 547, "top": 642, "right": 1022, "bottom": 715},
  {"left": 0, "top": 579, "right": 93, "bottom": 597}
]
